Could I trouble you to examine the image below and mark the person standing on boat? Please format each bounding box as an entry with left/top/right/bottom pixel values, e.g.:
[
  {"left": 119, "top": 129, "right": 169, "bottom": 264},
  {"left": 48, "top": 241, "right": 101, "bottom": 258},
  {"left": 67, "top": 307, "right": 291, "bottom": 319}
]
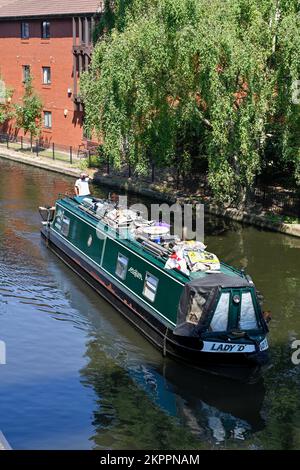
[{"left": 75, "top": 173, "right": 91, "bottom": 197}]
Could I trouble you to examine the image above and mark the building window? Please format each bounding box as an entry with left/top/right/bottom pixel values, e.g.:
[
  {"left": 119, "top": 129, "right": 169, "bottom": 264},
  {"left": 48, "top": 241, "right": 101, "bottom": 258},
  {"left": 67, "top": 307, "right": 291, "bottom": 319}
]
[
  {"left": 44, "top": 111, "right": 52, "bottom": 129},
  {"left": 41, "top": 21, "right": 50, "bottom": 39},
  {"left": 42, "top": 67, "right": 51, "bottom": 85},
  {"left": 21, "top": 22, "right": 29, "bottom": 39},
  {"left": 22, "top": 65, "right": 31, "bottom": 83},
  {"left": 143, "top": 273, "right": 159, "bottom": 303},
  {"left": 115, "top": 253, "right": 129, "bottom": 281}
]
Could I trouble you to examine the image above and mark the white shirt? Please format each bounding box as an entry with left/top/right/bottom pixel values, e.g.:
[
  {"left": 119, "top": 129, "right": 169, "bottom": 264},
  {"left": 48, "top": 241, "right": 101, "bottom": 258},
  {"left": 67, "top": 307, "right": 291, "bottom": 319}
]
[{"left": 75, "top": 177, "right": 91, "bottom": 196}]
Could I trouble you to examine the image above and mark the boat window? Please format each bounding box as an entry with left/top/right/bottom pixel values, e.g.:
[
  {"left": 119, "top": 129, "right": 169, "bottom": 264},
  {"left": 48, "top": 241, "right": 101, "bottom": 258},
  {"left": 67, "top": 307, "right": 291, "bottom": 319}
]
[
  {"left": 187, "top": 293, "right": 206, "bottom": 325},
  {"left": 61, "top": 216, "right": 70, "bottom": 237},
  {"left": 239, "top": 292, "right": 258, "bottom": 330},
  {"left": 210, "top": 292, "right": 230, "bottom": 332},
  {"left": 143, "top": 273, "right": 159, "bottom": 303},
  {"left": 115, "top": 253, "right": 129, "bottom": 280}
]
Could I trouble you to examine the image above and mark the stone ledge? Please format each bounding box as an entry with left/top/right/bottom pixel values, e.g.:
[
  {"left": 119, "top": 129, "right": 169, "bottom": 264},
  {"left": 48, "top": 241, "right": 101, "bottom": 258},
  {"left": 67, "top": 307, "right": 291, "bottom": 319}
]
[
  {"left": 0, "top": 148, "right": 81, "bottom": 178},
  {"left": 206, "top": 205, "right": 300, "bottom": 238}
]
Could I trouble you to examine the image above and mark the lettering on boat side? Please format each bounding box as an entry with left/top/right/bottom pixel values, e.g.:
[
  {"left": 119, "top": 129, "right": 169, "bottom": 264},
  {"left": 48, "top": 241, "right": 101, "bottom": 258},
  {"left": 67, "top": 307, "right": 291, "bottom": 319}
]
[
  {"left": 211, "top": 343, "right": 245, "bottom": 352},
  {"left": 202, "top": 341, "right": 256, "bottom": 353},
  {"left": 128, "top": 267, "right": 143, "bottom": 281}
]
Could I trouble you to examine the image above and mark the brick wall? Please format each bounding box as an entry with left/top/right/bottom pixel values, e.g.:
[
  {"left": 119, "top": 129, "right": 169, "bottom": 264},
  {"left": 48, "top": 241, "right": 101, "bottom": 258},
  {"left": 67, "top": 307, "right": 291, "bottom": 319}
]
[{"left": 0, "top": 18, "right": 84, "bottom": 148}]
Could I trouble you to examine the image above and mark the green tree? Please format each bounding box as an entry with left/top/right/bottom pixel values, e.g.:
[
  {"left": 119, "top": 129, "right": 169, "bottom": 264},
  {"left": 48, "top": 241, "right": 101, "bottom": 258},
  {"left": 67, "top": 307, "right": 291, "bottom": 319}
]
[
  {"left": 0, "top": 78, "right": 15, "bottom": 126},
  {"left": 15, "top": 76, "right": 43, "bottom": 141},
  {"left": 82, "top": 0, "right": 300, "bottom": 204}
]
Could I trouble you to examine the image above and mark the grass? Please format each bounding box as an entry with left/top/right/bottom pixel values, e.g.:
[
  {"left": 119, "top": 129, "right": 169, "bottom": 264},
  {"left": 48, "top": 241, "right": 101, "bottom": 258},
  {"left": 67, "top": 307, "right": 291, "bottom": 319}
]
[{"left": 265, "top": 213, "right": 299, "bottom": 225}]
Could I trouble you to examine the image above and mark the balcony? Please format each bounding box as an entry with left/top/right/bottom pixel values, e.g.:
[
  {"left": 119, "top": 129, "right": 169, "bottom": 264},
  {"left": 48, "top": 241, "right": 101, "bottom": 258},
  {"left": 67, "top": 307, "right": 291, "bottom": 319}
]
[
  {"left": 72, "top": 44, "right": 92, "bottom": 58},
  {"left": 73, "top": 94, "right": 84, "bottom": 112}
]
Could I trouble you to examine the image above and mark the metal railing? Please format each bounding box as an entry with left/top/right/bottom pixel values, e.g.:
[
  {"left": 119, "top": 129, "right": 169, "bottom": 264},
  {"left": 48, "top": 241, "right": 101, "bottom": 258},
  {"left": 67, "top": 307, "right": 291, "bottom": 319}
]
[
  {"left": 0, "top": 132, "right": 299, "bottom": 217},
  {"left": 0, "top": 133, "right": 95, "bottom": 165}
]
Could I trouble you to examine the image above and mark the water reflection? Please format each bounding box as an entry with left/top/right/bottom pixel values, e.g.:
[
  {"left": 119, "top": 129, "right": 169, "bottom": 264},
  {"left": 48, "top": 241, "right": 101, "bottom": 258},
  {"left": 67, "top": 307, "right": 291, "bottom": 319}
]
[
  {"left": 79, "top": 339, "right": 266, "bottom": 449},
  {"left": 46, "top": 245, "right": 267, "bottom": 450},
  {"left": 0, "top": 158, "right": 299, "bottom": 449}
]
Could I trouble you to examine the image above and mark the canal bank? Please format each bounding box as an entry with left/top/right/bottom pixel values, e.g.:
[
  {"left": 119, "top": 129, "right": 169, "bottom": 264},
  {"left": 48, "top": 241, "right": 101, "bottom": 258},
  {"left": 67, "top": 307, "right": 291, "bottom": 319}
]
[{"left": 0, "top": 148, "right": 299, "bottom": 238}]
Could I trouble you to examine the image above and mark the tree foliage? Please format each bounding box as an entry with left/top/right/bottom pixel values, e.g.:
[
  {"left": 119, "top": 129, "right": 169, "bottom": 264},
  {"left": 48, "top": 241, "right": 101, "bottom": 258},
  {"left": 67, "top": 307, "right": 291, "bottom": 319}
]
[
  {"left": 81, "top": 0, "right": 300, "bottom": 203},
  {"left": 15, "top": 77, "right": 43, "bottom": 138},
  {"left": 0, "top": 78, "right": 14, "bottom": 125}
]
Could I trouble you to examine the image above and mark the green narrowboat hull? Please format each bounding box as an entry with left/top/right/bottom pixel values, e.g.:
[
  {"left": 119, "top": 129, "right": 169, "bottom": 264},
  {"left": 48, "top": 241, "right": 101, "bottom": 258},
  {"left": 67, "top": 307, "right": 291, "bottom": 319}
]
[{"left": 40, "top": 196, "right": 269, "bottom": 369}]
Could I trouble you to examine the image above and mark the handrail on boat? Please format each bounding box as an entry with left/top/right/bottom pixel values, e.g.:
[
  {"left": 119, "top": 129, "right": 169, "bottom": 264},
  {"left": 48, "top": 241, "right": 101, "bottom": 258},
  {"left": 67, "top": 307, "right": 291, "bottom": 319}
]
[
  {"left": 56, "top": 194, "right": 234, "bottom": 281},
  {"left": 221, "top": 261, "right": 243, "bottom": 277}
]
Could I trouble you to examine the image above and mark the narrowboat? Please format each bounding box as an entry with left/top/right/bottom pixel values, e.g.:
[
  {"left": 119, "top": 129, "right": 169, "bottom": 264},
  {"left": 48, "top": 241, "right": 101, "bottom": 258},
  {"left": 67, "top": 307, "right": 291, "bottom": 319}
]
[{"left": 39, "top": 195, "right": 269, "bottom": 368}]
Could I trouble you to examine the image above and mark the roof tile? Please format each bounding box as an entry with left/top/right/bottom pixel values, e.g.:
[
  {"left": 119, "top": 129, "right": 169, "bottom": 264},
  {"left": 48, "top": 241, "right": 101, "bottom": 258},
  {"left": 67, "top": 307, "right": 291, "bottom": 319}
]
[{"left": 0, "top": 0, "right": 103, "bottom": 18}]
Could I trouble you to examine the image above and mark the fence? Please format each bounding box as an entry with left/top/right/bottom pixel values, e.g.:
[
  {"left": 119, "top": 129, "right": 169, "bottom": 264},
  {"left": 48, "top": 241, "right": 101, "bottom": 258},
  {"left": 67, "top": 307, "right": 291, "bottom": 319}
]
[
  {"left": 252, "top": 186, "right": 300, "bottom": 218},
  {"left": 0, "top": 133, "right": 95, "bottom": 166},
  {"left": 0, "top": 132, "right": 299, "bottom": 218}
]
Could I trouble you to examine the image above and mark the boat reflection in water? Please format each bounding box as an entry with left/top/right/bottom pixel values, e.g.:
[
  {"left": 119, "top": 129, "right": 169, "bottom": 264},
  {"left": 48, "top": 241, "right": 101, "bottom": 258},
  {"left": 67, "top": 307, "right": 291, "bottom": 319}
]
[
  {"left": 157, "top": 362, "right": 265, "bottom": 442},
  {"left": 79, "top": 337, "right": 266, "bottom": 448},
  {"left": 48, "top": 241, "right": 266, "bottom": 449}
]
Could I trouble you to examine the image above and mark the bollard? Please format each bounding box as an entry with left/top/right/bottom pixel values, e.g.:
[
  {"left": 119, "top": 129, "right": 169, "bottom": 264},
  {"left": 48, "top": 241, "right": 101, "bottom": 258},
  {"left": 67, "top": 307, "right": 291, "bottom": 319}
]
[
  {"left": 21, "top": 136, "right": 23, "bottom": 150},
  {"left": 36, "top": 140, "right": 39, "bottom": 157},
  {"left": 70, "top": 146, "right": 73, "bottom": 164},
  {"left": 52, "top": 142, "right": 55, "bottom": 160}
]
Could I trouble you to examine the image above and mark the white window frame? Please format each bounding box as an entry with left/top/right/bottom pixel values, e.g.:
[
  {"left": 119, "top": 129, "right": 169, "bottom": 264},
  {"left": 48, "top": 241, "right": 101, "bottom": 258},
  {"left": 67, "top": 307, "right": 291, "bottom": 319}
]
[
  {"left": 143, "top": 272, "right": 159, "bottom": 303},
  {"left": 22, "top": 65, "right": 30, "bottom": 83},
  {"left": 42, "top": 67, "right": 51, "bottom": 85},
  {"left": 115, "top": 253, "right": 129, "bottom": 281},
  {"left": 41, "top": 21, "right": 50, "bottom": 39},
  {"left": 21, "top": 22, "right": 29, "bottom": 39},
  {"left": 44, "top": 111, "right": 52, "bottom": 129}
]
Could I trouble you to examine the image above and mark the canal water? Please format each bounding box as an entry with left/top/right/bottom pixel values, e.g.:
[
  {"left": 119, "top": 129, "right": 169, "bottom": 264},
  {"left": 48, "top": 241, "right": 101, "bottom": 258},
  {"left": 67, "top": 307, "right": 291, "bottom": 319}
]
[{"left": 0, "top": 157, "right": 299, "bottom": 450}]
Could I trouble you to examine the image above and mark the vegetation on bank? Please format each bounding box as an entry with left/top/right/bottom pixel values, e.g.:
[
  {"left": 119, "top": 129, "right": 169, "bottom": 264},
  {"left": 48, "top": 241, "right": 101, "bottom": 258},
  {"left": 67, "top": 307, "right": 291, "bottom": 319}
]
[
  {"left": 81, "top": 0, "right": 300, "bottom": 205},
  {"left": 0, "top": 76, "right": 42, "bottom": 141},
  {"left": 0, "top": 84, "right": 14, "bottom": 125},
  {"left": 14, "top": 78, "right": 43, "bottom": 140}
]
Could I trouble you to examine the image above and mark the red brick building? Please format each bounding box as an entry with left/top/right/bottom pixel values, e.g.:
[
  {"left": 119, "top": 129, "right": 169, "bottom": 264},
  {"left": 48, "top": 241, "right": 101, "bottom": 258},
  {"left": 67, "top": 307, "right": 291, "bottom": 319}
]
[{"left": 0, "top": 0, "right": 102, "bottom": 149}]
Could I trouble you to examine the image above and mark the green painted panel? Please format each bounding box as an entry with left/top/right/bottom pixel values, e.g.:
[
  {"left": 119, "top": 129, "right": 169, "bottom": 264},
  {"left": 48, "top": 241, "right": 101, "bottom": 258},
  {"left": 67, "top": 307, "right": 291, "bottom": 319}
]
[
  {"left": 52, "top": 201, "right": 183, "bottom": 325},
  {"left": 52, "top": 203, "right": 105, "bottom": 265},
  {"left": 102, "top": 237, "right": 183, "bottom": 324}
]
